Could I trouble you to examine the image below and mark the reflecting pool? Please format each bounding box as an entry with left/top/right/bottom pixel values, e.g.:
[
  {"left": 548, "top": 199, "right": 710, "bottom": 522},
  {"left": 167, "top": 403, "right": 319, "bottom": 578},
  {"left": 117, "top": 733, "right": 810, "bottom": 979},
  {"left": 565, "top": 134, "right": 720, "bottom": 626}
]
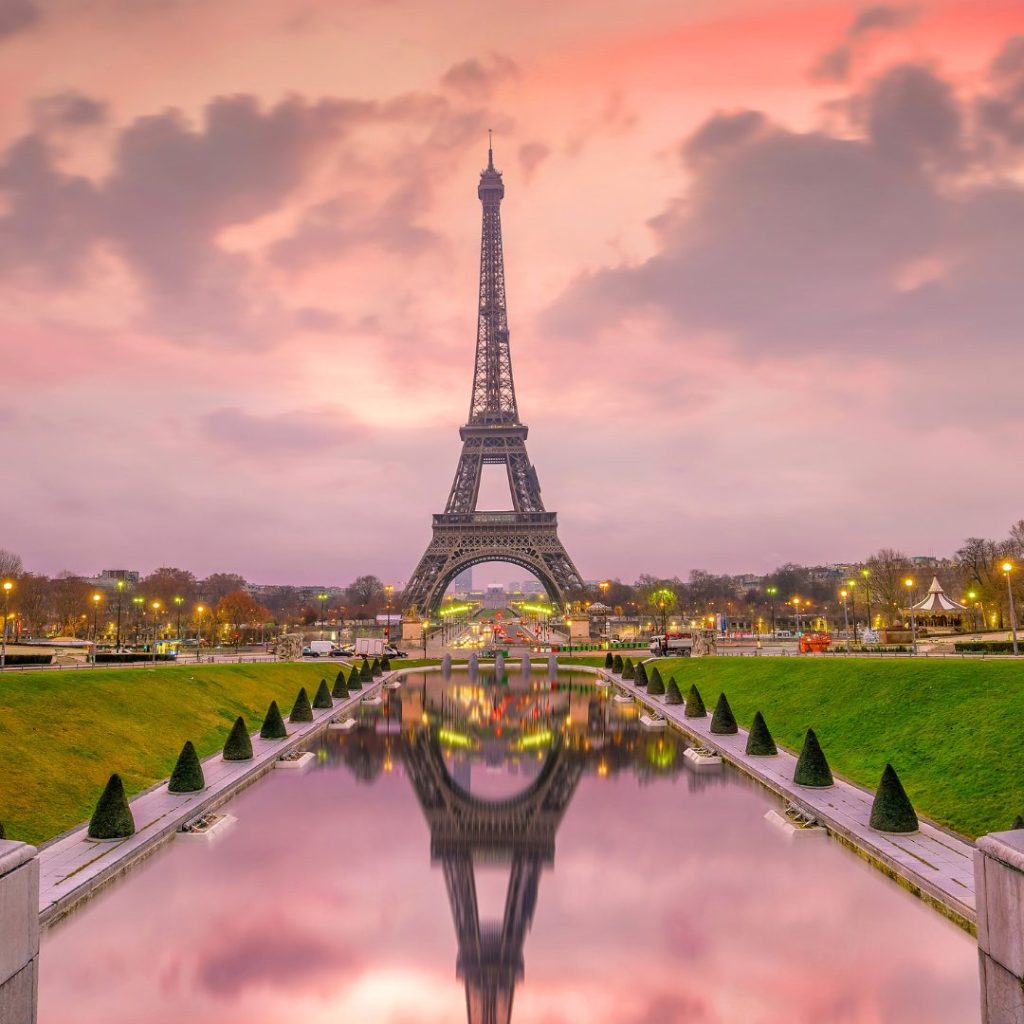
[{"left": 38, "top": 672, "right": 979, "bottom": 1023}]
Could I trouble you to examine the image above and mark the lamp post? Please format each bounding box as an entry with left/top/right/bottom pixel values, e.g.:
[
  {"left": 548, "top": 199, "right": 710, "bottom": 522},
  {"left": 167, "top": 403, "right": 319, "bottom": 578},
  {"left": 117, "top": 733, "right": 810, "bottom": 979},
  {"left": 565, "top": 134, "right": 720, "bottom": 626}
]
[
  {"left": 422, "top": 619, "right": 429, "bottom": 658},
  {"left": 132, "top": 596, "right": 144, "bottom": 647},
  {"left": 1002, "top": 562, "right": 1019, "bottom": 656},
  {"left": 846, "top": 580, "right": 858, "bottom": 642},
  {"left": 1, "top": 580, "right": 12, "bottom": 671},
  {"left": 151, "top": 600, "right": 162, "bottom": 663},
  {"left": 91, "top": 593, "right": 102, "bottom": 664},
  {"left": 318, "top": 592, "right": 328, "bottom": 639},
  {"left": 791, "top": 597, "right": 803, "bottom": 635},
  {"left": 384, "top": 584, "right": 394, "bottom": 648},
  {"left": 195, "top": 605, "right": 205, "bottom": 662},
  {"left": 114, "top": 579, "right": 125, "bottom": 651},
  {"left": 599, "top": 580, "right": 610, "bottom": 642},
  {"left": 174, "top": 596, "right": 184, "bottom": 642},
  {"left": 967, "top": 590, "right": 981, "bottom": 634},
  {"left": 564, "top": 615, "right": 572, "bottom": 657},
  {"left": 766, "top": 586, "right": 777, "bottom": 638},
  {"left": 861, "top": 568, "right": 872, "bottom": 632},
  {"left": 840, "top": 589, "right": 850, "bottom": 654},
  {"left": 904, "top": 579, "right": 917, "bottom": 656}
]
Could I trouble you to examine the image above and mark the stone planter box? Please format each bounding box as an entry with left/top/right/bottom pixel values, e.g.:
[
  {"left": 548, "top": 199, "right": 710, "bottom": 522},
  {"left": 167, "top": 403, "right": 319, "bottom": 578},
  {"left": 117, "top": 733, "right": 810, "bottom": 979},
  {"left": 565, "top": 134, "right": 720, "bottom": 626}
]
[
  {"left": 764, "top": 808, "right": 826, "bottom": 839},
  {"left": 384, "top": 679, "right": 402, "bottom": 689},
  {"left": 178, "top": 813, "right": 236, "bottom": 842},
  {"left": 328, "top": 717, "right": 357, "bottom": 731},
  {"left": 613, "top": 694, "right": 634, "bottom": 704},
  {"left": 362, "top": 694, "right": 383, "bottom": 705},
  {"left": 684, "top": 747, "right": 722, "bottom": 768},
  {"left": 639, "top": 713, "right": 666, "bottom": 730},
  {"left": 275, "top": 751, "right": 315, "bottom": 771}
]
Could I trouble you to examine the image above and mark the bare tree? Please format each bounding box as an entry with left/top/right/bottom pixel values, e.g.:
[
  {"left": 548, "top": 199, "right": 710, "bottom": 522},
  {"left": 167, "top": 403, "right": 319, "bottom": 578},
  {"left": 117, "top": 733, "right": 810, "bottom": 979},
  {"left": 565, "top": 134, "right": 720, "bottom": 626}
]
[
  {"left": 865, "top": 548, "right": 914, "bottom": 626},
  {"left": 0, "top": 549, "right": 22, "bottom": 579}
]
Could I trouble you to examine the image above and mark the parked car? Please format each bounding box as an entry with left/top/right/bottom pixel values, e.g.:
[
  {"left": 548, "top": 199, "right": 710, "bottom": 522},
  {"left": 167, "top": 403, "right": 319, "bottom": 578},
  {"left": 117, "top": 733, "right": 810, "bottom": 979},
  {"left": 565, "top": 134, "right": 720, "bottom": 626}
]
[{"left": 383, "top": 645, "right": 407, "bottom": 658}]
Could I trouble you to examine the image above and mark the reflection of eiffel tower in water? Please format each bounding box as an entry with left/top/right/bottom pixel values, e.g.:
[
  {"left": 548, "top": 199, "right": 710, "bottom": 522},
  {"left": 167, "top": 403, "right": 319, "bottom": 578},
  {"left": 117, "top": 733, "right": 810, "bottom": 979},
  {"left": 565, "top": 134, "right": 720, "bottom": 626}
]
[{"left": 403, "top": 729, "right": 583, "bottom": 1024}]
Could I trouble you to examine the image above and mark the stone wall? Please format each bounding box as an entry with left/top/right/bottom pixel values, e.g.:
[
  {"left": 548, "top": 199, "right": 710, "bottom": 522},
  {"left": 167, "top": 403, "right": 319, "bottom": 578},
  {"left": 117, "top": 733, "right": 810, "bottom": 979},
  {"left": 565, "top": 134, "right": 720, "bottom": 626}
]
[
  {"left": 0, "top": 841, "right": 39, "bottom": 1024},
  {"left": 975, "top": 830, "right": 1024, "bottom": 1022}
]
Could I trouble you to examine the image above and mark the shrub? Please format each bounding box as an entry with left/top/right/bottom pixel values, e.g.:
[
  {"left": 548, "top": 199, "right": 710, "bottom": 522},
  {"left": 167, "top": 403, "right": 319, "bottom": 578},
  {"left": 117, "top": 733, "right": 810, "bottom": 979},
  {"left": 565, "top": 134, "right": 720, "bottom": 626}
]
[
  {"left": 381, "top": 656, "right": 391, "bottom": 671},
  {"left": 223, "top": 716, "right": 254, "bottom": 760},
  {"left": 954, "top": 641, "right": 1021, "bottom": 654},
  {"left": 684, "top": 684, "right": 707, "bottom": 718},
  {"left": 348, "top": 665, "right": 363, "bottom": 690},
  {"left": 87, "top": 773, "right": 135, "bottom": 839},
  {"left": 290, "top": 687, "right": 314, "bottom": 723},
  {"left": 634, "top": 661, "right": 648, "bottom": 687},
  {"left": 623, "top": 658, "right": 635, "bottom": 680},
  {"left": 1014, "top": 815, "right": 1024, "bottom": 830},
  {"left": 664, "top": 678, "right": 683, "bottom": 705},
  {"left": 613, "top": 654, "right": 623, "bottom": 673},
  {"left": 314, "top": 679, "right": 333, "bottom": 709},
  {"left": 869, "top": 763, "right": 919, "bottom": 833},
  {"left": 793, "top": 728, "right": 833, "bottom": 787},
  {"left": 332, "top": 673, "right": 349, "bottom": 699},
  {"left": 604, "top": 652, "right": 614, "bottom": 669},
  {"left": 745, "top": 711, "right": 777, "bottom": 756},
  {"left": 710, "top": 693, "right": 738, "bottom": 734},
  {"left": 168, "top": 740, "right": 205, "bottom": 792},
  {"left": 0, "top": 820, "right": 6, "bottom": 840},
  {"left": 648, "top": 666, "right": 665, "bottom": 696},
  {"left": 360, "top": 658, "right": 372, "bottom": 682},
  {"left": 371, "top": 657, "right": 382, "bottom": 678},
  {"left": 260, "top": 700, "right": 288, "bottom": 740}
]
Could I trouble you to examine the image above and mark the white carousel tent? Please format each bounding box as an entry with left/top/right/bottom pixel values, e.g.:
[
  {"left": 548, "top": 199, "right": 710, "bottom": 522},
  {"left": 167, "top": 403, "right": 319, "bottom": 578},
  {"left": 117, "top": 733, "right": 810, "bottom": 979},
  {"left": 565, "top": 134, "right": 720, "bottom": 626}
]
[{"left": 912, "top": 577, "right": 967, "bottom": 613}]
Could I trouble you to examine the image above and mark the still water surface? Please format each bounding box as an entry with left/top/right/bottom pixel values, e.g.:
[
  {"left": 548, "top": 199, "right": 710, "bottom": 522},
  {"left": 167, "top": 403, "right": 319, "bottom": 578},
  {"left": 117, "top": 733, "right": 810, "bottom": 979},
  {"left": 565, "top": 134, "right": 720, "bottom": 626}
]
[{"left": 39, "top": 672, "right": 978, "bottom": 1023}]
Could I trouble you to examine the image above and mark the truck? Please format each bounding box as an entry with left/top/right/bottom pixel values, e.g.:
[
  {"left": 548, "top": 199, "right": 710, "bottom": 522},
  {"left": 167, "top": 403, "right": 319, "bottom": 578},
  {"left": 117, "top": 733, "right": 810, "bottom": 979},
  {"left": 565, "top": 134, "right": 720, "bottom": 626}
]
[
  {"left": 303, "top": 639, "right": 336, "bottom": 657},
  {"left": 355, "top": 637, "right": 385, "bottom": 657},
  {"left": 649, "top": 633, "right": 695, "bottom": 657}
]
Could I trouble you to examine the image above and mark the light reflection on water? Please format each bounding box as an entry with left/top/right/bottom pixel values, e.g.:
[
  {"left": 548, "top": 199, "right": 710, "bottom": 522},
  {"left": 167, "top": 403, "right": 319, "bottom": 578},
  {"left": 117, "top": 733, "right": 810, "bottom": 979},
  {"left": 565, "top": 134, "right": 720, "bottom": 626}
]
[{"left": 38, "top": 672, "right": 979, "bottom": 1023}]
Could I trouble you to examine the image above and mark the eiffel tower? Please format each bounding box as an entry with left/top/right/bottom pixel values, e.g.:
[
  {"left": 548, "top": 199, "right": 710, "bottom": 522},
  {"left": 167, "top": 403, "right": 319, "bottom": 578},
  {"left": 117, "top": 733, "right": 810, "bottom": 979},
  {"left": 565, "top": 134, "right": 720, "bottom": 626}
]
[
  {"left": 402, "top": 139, "right": 585, "bottom": 613},
  {"left": 403, "top": 728, "right": 583, "bottom": 1024}
]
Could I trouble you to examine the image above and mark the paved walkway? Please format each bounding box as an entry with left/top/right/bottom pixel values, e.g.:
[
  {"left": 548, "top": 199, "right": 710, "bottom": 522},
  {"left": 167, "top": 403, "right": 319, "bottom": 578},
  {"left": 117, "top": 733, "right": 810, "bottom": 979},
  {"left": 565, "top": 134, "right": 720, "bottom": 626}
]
[
  {"left": 38, "top": 674, "right": 388, "bottom": 926},
  {"left": 606, "top": 668, "right": 977, "bottom": 931}
]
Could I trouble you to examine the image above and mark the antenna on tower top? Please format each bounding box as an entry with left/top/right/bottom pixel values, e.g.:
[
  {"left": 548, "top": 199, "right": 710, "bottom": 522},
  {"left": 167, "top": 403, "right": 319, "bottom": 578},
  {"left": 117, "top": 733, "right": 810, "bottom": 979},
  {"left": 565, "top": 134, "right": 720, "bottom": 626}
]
[{"left": 488, "top": 128, "right": 494, "bottom": 169}]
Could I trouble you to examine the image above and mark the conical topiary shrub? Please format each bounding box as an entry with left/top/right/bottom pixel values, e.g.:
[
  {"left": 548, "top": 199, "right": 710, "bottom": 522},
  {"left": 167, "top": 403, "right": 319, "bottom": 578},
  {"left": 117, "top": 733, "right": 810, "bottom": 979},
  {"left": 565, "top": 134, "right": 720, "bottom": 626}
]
[
  {"left": 613, "top": 654, "right": 623, "bottom": 674},
  {"left": 1013, "top": 815, "right": 1024, "bottom": 830},
  {"left": 223, "top": 716, "right": 254, "bottom": 760},
  {"left": 260, "top": 700, "right": 288, "bottom": 739},
  {"left": 371, "top": 657, "right": 382, "bottom": 678},
  {"left": 360, "top": 658, "right": 372, "bottom": 682},
  {"left": 684, "top": 684, "right": 707, "bottom": 718},
  {"left": 381, "top": 656, "right": 391, "bottom": 671},
  {"left": 290, "top": 687, "right": 314, "bottom": 723},
  {"left": 648, "top": 666, "right": 665, "bottom": 696},
  {"left": 710, "top": 693, "right": 738, "bottom": 734},
  {"left": 88, "top": 773, "right": 135, "bottom": 839},
  {"left": 664, "top": 677, "right": 683, "bottom": 705},
  {"left": 0, "top": 820, "right": 5, "bottom": 840},
  {"left": 332, "top": 672, "right": 349, "bottom": 699},
  {"left": 348, "top": 665, "right": 363, "bottom": 690},
  {"left": 168, "top": 740, "right": 205, "bottom": 792},
  {"left": 869, "top": 763, "right": 919, "bottom": 833},
  {"left": 623, "top": 658, "right": 635, "bottom": 680},
  {"left": 745, "top": 711, "right": 777, "bottom": 756},
  {"left": 793, "top": 728, "right": 833, "bottom": 787},
  {"left": 635, "top": 661, "right": 648, "bottom": 687},
  {"left": 313, "top": 678, "right": 333, "bottom": 709},
  {"left": 604, "top": 652, "right": 614, "bottom": 669}
]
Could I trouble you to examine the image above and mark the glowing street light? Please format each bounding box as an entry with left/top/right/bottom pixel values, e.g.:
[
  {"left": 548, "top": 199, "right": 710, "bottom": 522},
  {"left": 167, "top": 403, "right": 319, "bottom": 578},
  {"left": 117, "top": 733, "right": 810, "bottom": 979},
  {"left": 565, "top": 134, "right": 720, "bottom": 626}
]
[
  {"left": 91, "top": 593, "right": 102, "bottom": 664},
  {"left": 1, "top": 579, "right": 13, "bottom": 671},
  {"left": 766, "top": 585, "right": 778, "bottom": 638},
  {"left": 861, "top": 568, "right": 872, "bottom": 630},
  {"left": 1002, "top": 562, "right": 1019, "bottom": 656},
  {"left": 966, "top": 589, "right": 982, "bottom": 634},
  {"left": 317, "top": 591, "right": 329, "bottom": 639},
  {"left": 839, "top": 588, "right": 850, "bottom": 654},
  {"left": 195, "top": 605, "right": 205, "bottom": 662},
  {"left": 173, "top": 595, "right": 184, "bottom": 641},
  {"left": 904, "top": 578, "right": 917, "bottom": 655},
  {"left": 384, "top": 584, "right": 394, "bottom": 648}
]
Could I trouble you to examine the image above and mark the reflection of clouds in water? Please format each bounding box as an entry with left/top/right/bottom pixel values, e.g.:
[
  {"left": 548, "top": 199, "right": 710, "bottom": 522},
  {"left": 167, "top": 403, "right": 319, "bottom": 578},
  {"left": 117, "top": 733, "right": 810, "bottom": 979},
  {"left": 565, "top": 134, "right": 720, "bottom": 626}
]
[{"left": 39, "top": 678, "right": 978, "bottom": 1024}]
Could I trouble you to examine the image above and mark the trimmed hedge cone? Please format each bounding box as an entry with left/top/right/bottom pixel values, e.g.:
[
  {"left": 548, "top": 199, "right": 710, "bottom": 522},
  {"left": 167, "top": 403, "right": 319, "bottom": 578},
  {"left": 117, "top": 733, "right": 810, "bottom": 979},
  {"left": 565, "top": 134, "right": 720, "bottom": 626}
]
[
  {"left": 634, "top": 661, "right": 648, "bottom": 687},
  {"left": 290, "top": 687, "right": 314, "bottom": 723},
  {"left": 360, "top": 658, "right": 372, "bottom": 682},
  {"left": 745, "top": 711, "right": 777, "bottom": 756},
  {"left": 684, "top": 684, "right": 707, "bottom": 718},
  {"left": 332, "top": 672, "right": 349, "bottom": 699},
  {"left": 869, "top": 764, "right": 919, "bottom": 833},
  {"left": 648, "top": 667, "right": 665, "bottom": 696},
  {"left": 604, "top": 652, "right": 614, "bottom": 669},
  {"left": 88, "top": 773, "right": 135, "bottom": 839},
  {"left": 710, "top": 693, "right": 738, "bottom": 734},
  {"left": 0, "top": 820, "right": 5, "bottom": 840},
  {"left": 168, "top": 740, "right": 205, "bottom": 792},
  {"left": 314, "top": 679, "right": 334, "bottom": 709},
  {"left": 1013, "top": 815, "right": 1024, "bottom": 830},
  {"left": 793, "top": 728, "right": 833, "bottom": 787},
  {"left": 664, "top": 677, "right": 683, "bottom": 705},
  {"left": 223, "top": 716, "right": 254, "bottom": 761},
  {"left": 613, "top": 654, "right": 623, "bottom": 674},
  {"left": 348, "top": 666, "right": 363, "bottom": 690},
  {"left": 371, "top": 657, "right": 382, "bottom": 678},
  {"left": 260, "top": 700, "right": 288, "bottom": 739},
  {"left": 622, "top": 658, "right": 635, "bottom": 680}
]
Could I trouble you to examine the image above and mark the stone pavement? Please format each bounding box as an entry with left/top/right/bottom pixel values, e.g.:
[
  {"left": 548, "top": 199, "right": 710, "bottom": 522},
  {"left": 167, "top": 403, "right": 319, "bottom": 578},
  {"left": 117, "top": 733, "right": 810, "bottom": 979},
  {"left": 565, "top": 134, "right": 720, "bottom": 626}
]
[
  {"left": 605, "top": 667, "right": 977, "bottom": 931},
  {"left": 38, "top": 674, "right": 388, "bottom": 927}
]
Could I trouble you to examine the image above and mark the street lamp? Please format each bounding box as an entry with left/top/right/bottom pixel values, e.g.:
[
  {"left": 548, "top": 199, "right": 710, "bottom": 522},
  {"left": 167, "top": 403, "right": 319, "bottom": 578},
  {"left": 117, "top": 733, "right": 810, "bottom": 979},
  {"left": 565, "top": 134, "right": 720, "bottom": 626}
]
[
  {"left": 174, "top": 596, "right": 184, "bottom": 642},
  {"left": 1, "top": 580, "right": 12, "bottom": 671},
  {"left": 91, "top": 593, "right": 102, "bottom": 664},
  {"left": 861, "top": 568, "right": 872, "bottom": 630},
  {"left": 195, "top": 605, "right": 205, "bottom": 662},
  {"left": 115, "top": 580, "right": 125, "bottom": 652},
  {"left": 384, "top": 585, "right": 394, "bottom": 648},
  {"left": 564, "top": 615, "right": 572, "bottom": 657},
  {"left": 132, "top": 596, "right": 144, "bottom": 647},
  {"left": 151, "top": 600, "right": 162, "bottom": 663},
  {"left": 422, "top": 619, "right": 429, "bottom": 658},
  {"left": 839, "top": 589, "right": 850, "bottom": 654},
  {"left": 766, "top": 586, "right": 777, "bottom": 638},
  {"left": 904, "top": 578, "right": 917, "bottom": 656},
  {"left": 599, "top": 580, "right": 610, "bottom": 643},
  {"left": 846, "top": 579, "right": 858, "bottom": 642},
  {"left": 967, "top": 590, "right": 982, "bottom": 634},
  {"left": 1002, "top": 562, "right": 1019, "bottom": 656},
  {"left": 317, "top": 592, "right": 328, "bottom": 639}
]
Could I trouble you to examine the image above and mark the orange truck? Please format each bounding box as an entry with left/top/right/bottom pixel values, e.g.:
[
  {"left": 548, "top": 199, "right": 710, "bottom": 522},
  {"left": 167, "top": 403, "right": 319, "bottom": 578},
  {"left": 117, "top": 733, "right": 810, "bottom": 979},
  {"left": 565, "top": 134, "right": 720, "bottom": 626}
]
[{"left": 799, "top": 632, "right": 832, "bottom": 653}]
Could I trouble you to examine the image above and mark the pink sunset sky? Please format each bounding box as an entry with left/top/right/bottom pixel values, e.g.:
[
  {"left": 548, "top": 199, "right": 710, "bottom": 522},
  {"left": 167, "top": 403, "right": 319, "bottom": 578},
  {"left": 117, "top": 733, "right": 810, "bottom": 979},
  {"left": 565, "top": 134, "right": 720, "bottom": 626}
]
[{"left": 2, "top": 0, "right": 1023, "bottom": 585}]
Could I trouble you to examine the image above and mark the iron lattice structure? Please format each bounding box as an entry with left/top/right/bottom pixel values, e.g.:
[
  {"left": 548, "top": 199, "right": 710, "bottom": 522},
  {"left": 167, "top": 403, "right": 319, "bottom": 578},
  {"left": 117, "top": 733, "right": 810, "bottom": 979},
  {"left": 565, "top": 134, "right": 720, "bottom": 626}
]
[
  {"left": 403, "top": 145, "right": 585, "bottom": 613},
  {"left": 403, "top": 730, "right": 583, "bottom": 1024}
]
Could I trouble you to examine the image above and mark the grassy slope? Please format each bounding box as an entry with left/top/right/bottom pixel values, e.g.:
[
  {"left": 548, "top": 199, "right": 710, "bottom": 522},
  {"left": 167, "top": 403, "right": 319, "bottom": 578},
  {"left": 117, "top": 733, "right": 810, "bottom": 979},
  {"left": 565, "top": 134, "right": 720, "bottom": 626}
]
[
  {"left": 0, "top": 662, "right": 349, "bottom": 845},
  {"left": 564, "top": 655, "right": 1024, "bottom": 838}
]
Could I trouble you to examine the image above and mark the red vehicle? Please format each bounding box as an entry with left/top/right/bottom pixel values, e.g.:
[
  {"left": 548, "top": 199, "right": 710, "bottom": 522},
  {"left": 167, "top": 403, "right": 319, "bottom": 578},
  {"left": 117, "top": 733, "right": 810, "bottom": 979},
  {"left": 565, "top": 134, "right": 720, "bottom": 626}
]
[{"left": 799, "top": 632, "right": 832, "bottom": 653}]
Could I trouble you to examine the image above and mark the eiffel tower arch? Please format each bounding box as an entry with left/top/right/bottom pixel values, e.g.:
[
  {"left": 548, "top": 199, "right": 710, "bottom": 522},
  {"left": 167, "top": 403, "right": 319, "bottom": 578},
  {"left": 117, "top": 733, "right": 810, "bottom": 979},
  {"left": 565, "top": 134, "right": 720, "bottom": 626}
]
[
  {"left": 403, "top": 140, "right": 585, "bottom": 614},
  {"left": 403, "top": 729, "right": 583, "bottom": 1024}
]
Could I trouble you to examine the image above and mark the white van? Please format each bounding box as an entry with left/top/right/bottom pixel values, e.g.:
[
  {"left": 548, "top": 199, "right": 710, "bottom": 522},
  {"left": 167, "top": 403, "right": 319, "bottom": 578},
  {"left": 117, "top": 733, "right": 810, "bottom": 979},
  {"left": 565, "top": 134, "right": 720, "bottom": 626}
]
[{"left": 304, "top": 640, "right": 335, "bottom": 657}]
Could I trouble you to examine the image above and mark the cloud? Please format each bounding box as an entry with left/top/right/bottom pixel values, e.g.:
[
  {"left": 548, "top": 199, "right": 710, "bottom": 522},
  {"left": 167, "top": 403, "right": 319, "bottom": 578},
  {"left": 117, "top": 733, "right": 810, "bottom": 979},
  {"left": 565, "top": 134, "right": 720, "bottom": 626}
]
[
  {"left": 0, "top": 0, "right": 39, "bottom": 39},
  {"left": 518, "top": 140, "right": 550, "bottom": 180},
  {"left": 975, "top": 35, "right": 1024, "bottom": 151},
  {"left": 543, "top": 60, "right": 1024, "bottom": 361},
  {"left": 31, "top": 90, "right": 109, "bottom": 129},
  {"left": 811, "top": 4, "right": 919, "bottom": 83},
  {"left": 440, "top": 52, "right": 518, "bottom": 99},
  {"left": 198, "top": 406, "right": 363, "bottom": 457}
]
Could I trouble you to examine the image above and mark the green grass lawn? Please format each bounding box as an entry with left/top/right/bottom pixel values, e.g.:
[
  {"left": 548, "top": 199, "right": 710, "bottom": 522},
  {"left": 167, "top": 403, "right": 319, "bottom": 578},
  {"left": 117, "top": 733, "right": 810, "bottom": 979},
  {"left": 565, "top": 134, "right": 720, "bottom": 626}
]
[
  {"left": 564, "top": 655, "right": 1024, "bottom": 839},
  {"left": 0, "top": 661, "right": 353, "bottom": 846}
]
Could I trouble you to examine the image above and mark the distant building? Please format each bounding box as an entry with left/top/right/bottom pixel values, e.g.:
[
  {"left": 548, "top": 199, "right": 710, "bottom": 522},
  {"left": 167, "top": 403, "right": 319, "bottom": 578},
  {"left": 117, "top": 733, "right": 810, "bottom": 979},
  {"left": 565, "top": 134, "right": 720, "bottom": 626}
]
[
  {"left": 451, "top": 567, "right": 473, "bottom": 593},
  {"left": 88, "top": 569, "right": 140, "bottom": 591}
]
